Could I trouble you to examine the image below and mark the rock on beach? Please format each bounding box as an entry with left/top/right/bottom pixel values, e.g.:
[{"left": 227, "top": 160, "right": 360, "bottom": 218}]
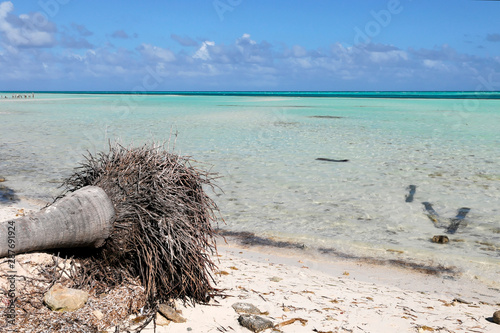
[
  {"left": 158, "top": 303, "right": 187, "bottom": 323},
  {"left": 493, "top": 310, "right": 500, "bottom": 324},
  {"left": 43, "top": 284, "right": 88, "bottom": 312},
  {"left": 232, "top": 302, "right": 263, "bottom": 315},
  {"left": 238, "top": 314, "right": 274, "bottom": 332}
]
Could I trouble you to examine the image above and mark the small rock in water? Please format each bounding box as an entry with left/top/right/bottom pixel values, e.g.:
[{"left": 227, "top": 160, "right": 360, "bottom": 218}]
[
  {"left": 232, "top": 302, "right": 262, "bottom": 315},
  {"left": 158, "top": 303, "right": 186, "bottom": 323},
  {"left": 238, "top": 315, "right": 274, "bottom": 332},
  {"left": 43, "top": 284, "right": 88, "bottom": 312},
  {"left": 432, "top": 235, "right": 449, "bottom": 244},
  {"left": 493, "top": 310, "right": 500, "bottom": 324},
  {"left": 0, "top": 177, "right": 5, "bottom": 182}
]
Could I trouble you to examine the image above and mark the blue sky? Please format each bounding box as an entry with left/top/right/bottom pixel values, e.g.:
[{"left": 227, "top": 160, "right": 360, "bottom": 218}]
[{"left": 0, "top": 0, "right": 499, "bottom": 91}]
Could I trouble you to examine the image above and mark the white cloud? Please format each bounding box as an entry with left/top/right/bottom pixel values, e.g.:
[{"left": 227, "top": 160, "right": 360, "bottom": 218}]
[
  {"left": 234, "top": 33, "right": 271, "bottom": 64},
  {"left": 193, "top": 41, "right": 215, "bottom": 60},
  {"left": 292, "top": 45, "right": 307, "bottom": 57},
  {"left": 292, "top": 58, "right": 313, "bottom": 69},
  {"left": 0, "top": 1, "right": 56, "bottom": 48},
  {"left": 137, "top": 43, "right": 175, "bottom": 62},
  {"left": 423, "top": 59, "right": 449, "bottom": 71},
  {"left": 369, "top": 49, "right": 408, "bottom": 63},
  {"left": 236, "top": 33, "right": 255, "bottom": 46},
  {"left": 0, "top": 28, "right": 498, "bottom": 91}
]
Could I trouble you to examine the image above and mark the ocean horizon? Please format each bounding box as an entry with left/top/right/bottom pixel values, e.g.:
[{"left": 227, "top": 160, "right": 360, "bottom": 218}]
[{"left": 2, "top": 91, "right": 500, "bottom": 99}]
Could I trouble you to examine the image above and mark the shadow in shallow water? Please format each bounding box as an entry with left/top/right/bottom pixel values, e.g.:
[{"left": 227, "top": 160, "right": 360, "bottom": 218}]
[
  {"left": 217, "top": 229, "right": 459, "bottom": 277},
  {"left": 0, "top": 184, "right": 20, "bottom": 204}
]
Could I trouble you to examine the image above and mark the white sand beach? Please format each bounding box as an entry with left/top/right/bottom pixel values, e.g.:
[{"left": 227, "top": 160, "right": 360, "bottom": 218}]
[
  {"left": 1, "top": 199, "right": 499, "bottom": 332},
  {"left": 157, "top": 242, "right": 498, "bottom": 332}
]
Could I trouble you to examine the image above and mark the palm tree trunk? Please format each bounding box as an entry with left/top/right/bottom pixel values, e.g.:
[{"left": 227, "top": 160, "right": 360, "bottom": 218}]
[{"left": 0, "top": 186, "right": 115, "bottom": 258}]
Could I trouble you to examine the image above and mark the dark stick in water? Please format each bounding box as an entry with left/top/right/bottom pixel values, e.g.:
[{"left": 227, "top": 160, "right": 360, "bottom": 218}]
[
  {"left": 446, "top": 207, "right": 470, "bottom": 234},
  {"left": 316, "top": 158, "right": 349, "bottom": 162},
  {"left": 422, "top": 202, "right": 445, "bottom": 228},
  {"left": 405, "top": 185, "right": 417, "bottom": 203}
]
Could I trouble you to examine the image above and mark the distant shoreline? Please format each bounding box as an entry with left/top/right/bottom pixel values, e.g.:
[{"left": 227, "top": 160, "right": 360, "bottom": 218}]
[{"left": 1, "top": 91, "right": 500, "bottom": 99}]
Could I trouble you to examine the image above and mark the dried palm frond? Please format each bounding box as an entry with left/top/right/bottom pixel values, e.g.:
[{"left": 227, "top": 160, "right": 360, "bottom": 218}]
[{"left": 62, "top": 142, "right": 221, "bottom": 306}]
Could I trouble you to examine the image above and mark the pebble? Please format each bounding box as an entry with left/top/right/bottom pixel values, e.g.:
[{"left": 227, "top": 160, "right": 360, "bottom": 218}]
[
  {"left": 238, "top": 315, "right": 274, "bottom": 332},
  {"left": 493, "top": 310, "right": 500, "bottom": 324},
  {"left": 158, "top": 303, "right": 187, "bottom": 323},
  {"left": 432, "top": 235, "right": 449, "bottom": 244},
  {"left": 452, "top": 298, "right": 471, "bottom": 305},
  {"left": 232, "top": 302, "right": 262, "bottom": 315},
  {"left": 43, "top": 284, "right": 88, "bottom": 312}
]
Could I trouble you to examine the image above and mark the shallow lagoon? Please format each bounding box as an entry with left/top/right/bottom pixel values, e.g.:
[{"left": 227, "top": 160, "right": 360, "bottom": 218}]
[{"left": 1, "top": 93, "right": 499, "bottom": 287}]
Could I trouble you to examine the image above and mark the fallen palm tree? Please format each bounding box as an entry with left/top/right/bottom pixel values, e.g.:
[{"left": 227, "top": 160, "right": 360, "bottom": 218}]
[
  {"left": 0, "top": 142, "right": 221, "bottom": 329},
  {"left": 61, "top": 142, "right": 221, "bottom": 305},
  {"left": 0, "top": 186, "right": 114, "bottom": 258}
]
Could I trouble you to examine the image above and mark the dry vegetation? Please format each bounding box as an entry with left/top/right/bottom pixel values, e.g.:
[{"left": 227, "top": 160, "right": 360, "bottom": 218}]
[
  {"left": 0, "top": 142, "right": 222, "bottom": 332},
  {"left": 1, "top": 254, "right": 148, "bottom": 332}
]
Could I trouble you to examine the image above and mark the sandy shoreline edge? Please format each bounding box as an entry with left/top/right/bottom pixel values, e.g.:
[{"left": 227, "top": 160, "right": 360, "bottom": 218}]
[{"left": 1, "top": 198, "right": 499, "bottom": 332}]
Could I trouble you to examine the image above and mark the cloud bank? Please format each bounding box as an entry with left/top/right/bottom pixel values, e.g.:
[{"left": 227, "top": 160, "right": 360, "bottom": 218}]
[{"left": 0, "top": 2, "right": 498, "bottom": 91}]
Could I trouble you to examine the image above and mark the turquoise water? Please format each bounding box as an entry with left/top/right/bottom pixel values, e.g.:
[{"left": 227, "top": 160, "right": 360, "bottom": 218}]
[
  {"left": 7, "top": 91, "right": 500, "bottom": 99},
  {"left": 1, "top": 92, "right": 499, "bottom": 286}
]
